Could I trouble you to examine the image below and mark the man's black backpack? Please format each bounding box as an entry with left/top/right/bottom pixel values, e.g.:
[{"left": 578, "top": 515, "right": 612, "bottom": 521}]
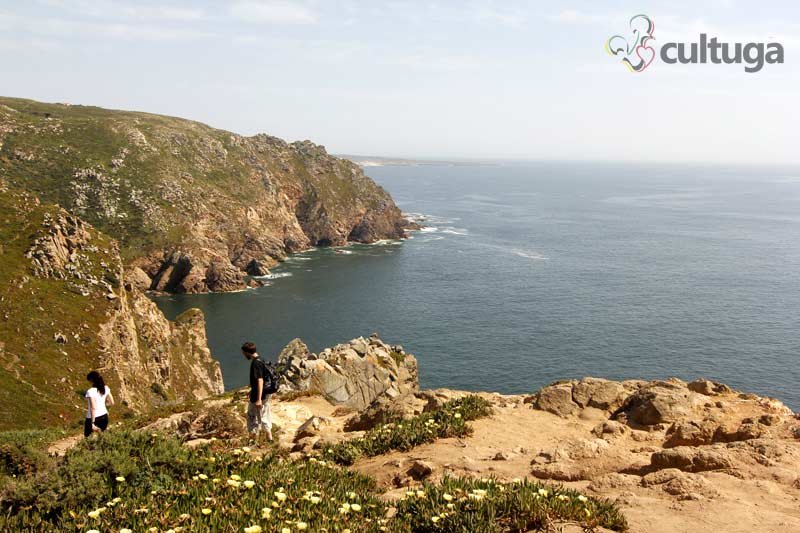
[{"left": 259, "top": 359, "right": 279, "bottom": 395}]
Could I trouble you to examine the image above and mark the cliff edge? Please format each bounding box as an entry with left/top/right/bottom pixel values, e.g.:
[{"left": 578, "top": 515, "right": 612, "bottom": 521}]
[
  {"left": 0, "top": 183, "right": 223, "bottom": 430},
  {"left": 0, "top": 97, "right": 411, "bottom": 293}
]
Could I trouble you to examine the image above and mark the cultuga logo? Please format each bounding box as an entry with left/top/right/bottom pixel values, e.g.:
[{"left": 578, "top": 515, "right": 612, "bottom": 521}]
[{"left": 606, "top": 14, "right": 784, "bottom": 73}]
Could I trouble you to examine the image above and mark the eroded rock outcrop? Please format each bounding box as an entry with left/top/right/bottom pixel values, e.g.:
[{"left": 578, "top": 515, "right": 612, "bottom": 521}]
[
  {"left": 277, "top": 335, "right": 418, "bottom": 412},
  {"left": 0, "top": 187, "right": 223, "bottom": 429}
]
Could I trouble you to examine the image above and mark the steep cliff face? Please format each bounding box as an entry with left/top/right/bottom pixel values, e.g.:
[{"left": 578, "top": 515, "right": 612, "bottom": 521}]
[
  {"left": 0, "top": 183, "right": 222, "bottom": 430},
  {"left": 0, "top": 97, "right": 411, "bottom": 293}
]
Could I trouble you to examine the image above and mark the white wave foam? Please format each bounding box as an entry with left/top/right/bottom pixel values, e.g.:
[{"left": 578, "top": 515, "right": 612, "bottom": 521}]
[
  {"left": 510, "top": 248, "right": 548, "bottom": 260},
  {"left": 253, "top": 272, "right": 293, "bottom": 280},
  {"left": 419, "top": 227, "right": 439, "bottom": 233},
  {"left": 440, "top": 227, "right": 469, "bottom": 236}
]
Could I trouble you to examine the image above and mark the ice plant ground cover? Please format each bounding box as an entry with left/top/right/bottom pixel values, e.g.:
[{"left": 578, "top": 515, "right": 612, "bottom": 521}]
[
  {"left": 325, "top": 395, "right": 494, "bottom": 466},
  {"left": 0, "top": 402, "right": 627, "bottom": 532}
]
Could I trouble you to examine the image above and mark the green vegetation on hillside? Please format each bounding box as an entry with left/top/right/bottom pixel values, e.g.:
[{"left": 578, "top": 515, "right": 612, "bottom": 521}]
[
  {"left": 0, "top": 96, "right": 404, "bottom": 268},
  {"left": 326, "top": 396, "right": 493, "bottom": 465},
  {"left": 0, "top": 185, "right": 122, "bottom": 430},
  {"left": 0, "top": 429, "right": 627, "bottom": 532}
]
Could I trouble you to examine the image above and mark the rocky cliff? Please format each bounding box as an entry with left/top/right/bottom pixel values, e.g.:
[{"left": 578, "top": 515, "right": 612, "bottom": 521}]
[
  {"left": 0, "top": 182, "right": 222, "bottom": 430},
  {"left": 0, "top": 97, "right": 411, "bottom": 293}
]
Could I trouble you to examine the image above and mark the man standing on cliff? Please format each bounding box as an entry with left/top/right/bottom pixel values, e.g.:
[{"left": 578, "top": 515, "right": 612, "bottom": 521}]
[{"left": 241, "top": 341, "right": 273, "bottom": 443}]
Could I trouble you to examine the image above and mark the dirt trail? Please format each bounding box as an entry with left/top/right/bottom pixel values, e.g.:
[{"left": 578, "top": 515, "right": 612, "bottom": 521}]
[{"left": 46, "top": 433, "right": 83, "bottom": 457}]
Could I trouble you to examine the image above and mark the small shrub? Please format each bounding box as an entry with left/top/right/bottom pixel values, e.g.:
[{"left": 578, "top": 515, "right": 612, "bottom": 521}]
[
  {"left": 326, "top": 395, "right": 493, "bottom": 465},
  {"left": 150, "top": 382, "right": 169, "bottom": 402},
  {"left": 393, "top": 476, "right": 628, "bottom": 532}
]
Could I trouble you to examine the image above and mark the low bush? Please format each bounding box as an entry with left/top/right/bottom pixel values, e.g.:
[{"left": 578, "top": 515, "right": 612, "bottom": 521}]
[
  {"left": 326, "top": 395, "right": 493, "bottom": 465},
  {"left": 393, "top": 476, "right": 628, "bottom": 532},
  {"left": 0, "top": 428, "right": 628, "bottom": 532}
]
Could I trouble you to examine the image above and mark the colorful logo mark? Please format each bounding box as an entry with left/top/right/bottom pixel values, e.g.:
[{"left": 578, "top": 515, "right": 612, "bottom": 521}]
[{"left": 605, "top": 14, "right": 656, "bottom": 73}]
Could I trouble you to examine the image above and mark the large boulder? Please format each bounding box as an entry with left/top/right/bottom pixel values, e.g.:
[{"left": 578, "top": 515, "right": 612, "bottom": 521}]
[
  {"left": 650, "top": 446, "right": 734, "bottom": 473},
  {"left": 277, "top": 335, "right": 418, "bottom": 411},
  {"left": 613, "top": 380, "right": 705, "bottom": 427},
  {"left": 572, "top": 377, "right": 628, "bottom": 411},
  {"left": 532, "top": 382, "right": 579, "bottom": 417}
]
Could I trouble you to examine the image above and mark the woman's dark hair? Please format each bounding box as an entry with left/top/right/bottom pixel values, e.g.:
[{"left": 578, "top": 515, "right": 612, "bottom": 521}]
[
  {"left": 241, "top": 342, "right": 257, "bottom": 355},
  {"left": 86, "top": 370, "right": 105, "bottom": 393}
]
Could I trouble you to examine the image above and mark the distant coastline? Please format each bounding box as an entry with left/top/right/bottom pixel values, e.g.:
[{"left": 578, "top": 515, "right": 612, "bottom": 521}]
[{"left": 338, "top": 154, "right": 495, "bottom": 167}]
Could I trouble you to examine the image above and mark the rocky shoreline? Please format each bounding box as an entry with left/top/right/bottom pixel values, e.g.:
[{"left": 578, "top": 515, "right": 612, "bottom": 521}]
[{"left": 134, "top": 334, "right": 800, "bottom": 532}]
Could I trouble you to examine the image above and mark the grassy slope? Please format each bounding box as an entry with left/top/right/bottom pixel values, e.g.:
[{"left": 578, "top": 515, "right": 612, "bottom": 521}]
[
  {"left": 0, "top": 96, "right": 392, "bottom": 261},
  {"left": 0, "top": 186, "right": 126, "bottom": 430}
]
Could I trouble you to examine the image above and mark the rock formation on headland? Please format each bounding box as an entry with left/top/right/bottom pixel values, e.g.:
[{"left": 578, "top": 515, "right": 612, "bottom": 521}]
[
  {"left": 138, "top": 336, "right": 800, "bottom": 532},
  {"left": 0, "top": 183, "right": 223, "bottom": 430},
  {"left": 0, "top": 97, "right": 412, "bottom": 293}
]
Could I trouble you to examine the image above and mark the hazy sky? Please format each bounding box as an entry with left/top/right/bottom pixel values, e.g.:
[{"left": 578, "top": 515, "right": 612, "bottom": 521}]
[{"left": 2, "top": 1, "right": 799, "bottom": 163}]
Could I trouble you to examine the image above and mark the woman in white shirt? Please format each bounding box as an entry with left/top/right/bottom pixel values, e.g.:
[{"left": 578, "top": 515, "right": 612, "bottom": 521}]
[{"left": 84, "top": 370, "right": 114, "bottom": 437}]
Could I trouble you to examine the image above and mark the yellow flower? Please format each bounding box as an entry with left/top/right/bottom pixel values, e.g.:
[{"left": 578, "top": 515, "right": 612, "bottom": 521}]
[
  {"left": 198, "top": 473, "right": 208, "bottom": 480},
  {"left": 281, "top": 528, "right": 291, "bottom": 533},
  {"left": 87, "top": 530, "right": 100, "bottom": 533},
  {"left": 537, "top": 488, "right": 548, "bottom": 497},
  {"left": 262, "top": 508, "right": 272, "bottom": 519},
  {"left": 87, "top": 509, "right": 102, "bottom": 519},
  {"left": 115, "top": 476, "right": 126, "bottom": 482},
  {"left": 201, "top": 508, "right": 212, "bottom": 515},
  {"left": 346, "top": 491, "right": 357, "bottom": 499},
  {"left": 230, "top": 474, "right": 242, "bottom": 481},
  {"left": 120, "top": 529, "right": 132, "bottom": 533},
  {"left": 351, "top": 503, "right": 362, "bottom": 512},
  {"left": 275, "top": 491, "right": 287, "bottom": 502},
  {"left": 443, "top": 493, "right": 453, "bottom": 501},
  {"left": 244, "top": 526, "right": 263, "bottom": 533},
  {"left": 179, "top": 513, "right": 190, "bottom": 520},
  {"left": 585, "top": 508, "right": 592, "bottom": 517},
  {"left": 227, "top": 479, "right": 242, "bottom": 488},
  {"left": 454, "top": 413, "right": 462, "bottom": 419},
  {"left": 446, "top": 503, "right": 455, "bottom": 509},
  {"left": 242, "top": 446, "right": 252, "bottom": 452},
  {"left": 416, "top": 490, "right": 425, "bottom": 497},
  {"left": 309, "top": 496, "right": 321, "bottom": 504},
  {"left": 577, "top": 494, "right": 588, "bottom": 503},
  {"left": 297, "top": 522, "right": 308, "bottom": 531},
  {"left": 432, "top": 516, "right": 440, "bottom": 524},
  {"left": 343, "top": 530, "right": 351, "bottom": 533},
  {"left": 512, "top": 477, "right": 522, "bottom": 483},
  {"left": 112, "top": 497, "right": 122, "bottom": 503},
  {"left": 244, "top": 480, "right": 256, "bottom": 489}
]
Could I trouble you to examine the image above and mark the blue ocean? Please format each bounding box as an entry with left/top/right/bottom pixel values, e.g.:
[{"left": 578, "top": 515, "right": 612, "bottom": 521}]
[{"left": 156, "top": 161, "right": 800, "bottom": 410}]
